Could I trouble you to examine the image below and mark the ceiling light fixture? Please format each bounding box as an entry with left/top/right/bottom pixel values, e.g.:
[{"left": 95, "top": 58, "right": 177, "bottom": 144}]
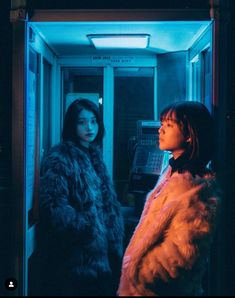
[{"left": 87, "top": 34, "right": 150, "bottom": 49}]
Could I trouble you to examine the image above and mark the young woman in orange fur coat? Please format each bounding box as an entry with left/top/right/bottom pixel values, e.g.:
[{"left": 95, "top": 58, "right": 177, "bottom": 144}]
[{"left": 118, "top": 101, "right": 220, "bottom": 296}]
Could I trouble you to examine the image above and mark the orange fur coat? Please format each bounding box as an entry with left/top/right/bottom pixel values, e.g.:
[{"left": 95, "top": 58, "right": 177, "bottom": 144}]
[{"left": 118, "top": 167, "right": 220, "bottom": 296}]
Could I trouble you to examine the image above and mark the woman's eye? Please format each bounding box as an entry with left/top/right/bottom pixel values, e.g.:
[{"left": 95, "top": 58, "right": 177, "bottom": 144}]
[
  {"left": 91, "top": 119, "right": 97, "bottom": 124},
  {"left": 77, "top": 120, "right": 85, "bottom": 125},
  {"left": 161, "top": 121, "right": 172, "bottom": 128}
]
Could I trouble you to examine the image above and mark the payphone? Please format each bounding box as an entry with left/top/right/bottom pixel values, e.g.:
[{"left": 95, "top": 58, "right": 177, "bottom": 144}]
[{"left": 128, "top": 120, "right": 170, "bottom": 214}]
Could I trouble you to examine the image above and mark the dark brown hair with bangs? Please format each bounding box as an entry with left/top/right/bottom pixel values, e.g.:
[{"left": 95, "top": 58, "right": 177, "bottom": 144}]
[
  {"left": 62, "top": 98, "right": 104, "bottom": 145},
  {"left": 160, "top": 101, "right": 215, "bottom": 169}
]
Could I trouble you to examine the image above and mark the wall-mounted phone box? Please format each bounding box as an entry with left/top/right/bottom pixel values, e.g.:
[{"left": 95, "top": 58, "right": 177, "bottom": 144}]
[
  {"left": 132, "top": 120, "right": 169, "bottom": 176},
  {"left": 137, "top": 120, "right": 161, "bottom": 146}
]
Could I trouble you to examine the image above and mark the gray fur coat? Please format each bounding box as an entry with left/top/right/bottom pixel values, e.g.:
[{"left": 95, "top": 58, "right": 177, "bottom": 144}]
[{"left": 38, "top": 141, "right": 124, "bottom": 296}]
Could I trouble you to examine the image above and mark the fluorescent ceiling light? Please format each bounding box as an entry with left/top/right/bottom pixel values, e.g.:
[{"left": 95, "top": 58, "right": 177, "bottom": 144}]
[{"left": 87, "top": 34, "right": 150, "bottom": 49}]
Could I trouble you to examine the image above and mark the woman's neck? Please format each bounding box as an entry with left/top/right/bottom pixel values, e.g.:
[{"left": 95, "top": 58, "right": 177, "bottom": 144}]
[
  {"left": 169, "top": 151, "right": 206, "bottom": 176},
  {"left": 79, "top": 140, "right": 90, "bottom": 148},
  {"left": 172, "top": 149, "right": 185, "bottom": 160}
]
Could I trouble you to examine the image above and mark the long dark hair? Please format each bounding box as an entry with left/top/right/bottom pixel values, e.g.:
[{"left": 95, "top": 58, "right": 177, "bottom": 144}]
[
  {"left": 160, "top": 101, "right": 215, "bottom": 171},
  {"left": 62, "top": 98, "right": 104, "bottom": 144}
]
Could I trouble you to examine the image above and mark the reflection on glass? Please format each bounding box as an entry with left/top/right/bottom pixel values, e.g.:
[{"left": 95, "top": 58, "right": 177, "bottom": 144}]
[{"left": 113, "top": 67, "right": 154, "bottom": 204}]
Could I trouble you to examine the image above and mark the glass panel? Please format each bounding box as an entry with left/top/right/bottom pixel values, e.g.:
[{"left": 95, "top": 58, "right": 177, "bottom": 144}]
[
  {"left": 42, "top": 59, "right": 52, "bottom": 157},
  {"left": 201, "top": 48, "right": 212, "bottom": 112},
  {"left": 191, "top": 55, "right": 200, "bottom": 101},
  {"left": 113, "top": 67, "right": 154, "bottom": 204},
  {"left": 26, "top": 48, "right": 40, "bottom": 227}
]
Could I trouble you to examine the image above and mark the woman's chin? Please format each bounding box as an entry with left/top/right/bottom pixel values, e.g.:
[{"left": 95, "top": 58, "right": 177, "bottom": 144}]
[{"left": 84, "top": 136, "right": 95, "bottom": 143}]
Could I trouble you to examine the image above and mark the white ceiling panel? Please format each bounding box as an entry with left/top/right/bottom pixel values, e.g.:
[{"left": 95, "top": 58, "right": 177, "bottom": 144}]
[{"left": 30, "top": 21, "right": 211, "bottom": 56}]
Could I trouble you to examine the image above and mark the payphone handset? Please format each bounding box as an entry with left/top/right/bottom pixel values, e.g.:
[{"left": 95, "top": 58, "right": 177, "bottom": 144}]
[{"left": 132, "top": 120, "right": 169, "bottom": 176}]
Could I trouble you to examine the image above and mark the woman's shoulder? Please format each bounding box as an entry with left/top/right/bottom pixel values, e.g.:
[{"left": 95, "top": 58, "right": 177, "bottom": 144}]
[
  {"left": 41, "top": 141, "right": 76, "bottom": 172},
  {"left": 43, "top": 141, "right": 72, "bottom": 159},
  {"left": 169, "top": 169, "right": 216, "bottom": 186},
  {"left": 169, "top": 170, "right": 220, "bottom": 209},
  {"left": 167, "top": 171, "right": 196, "bottom": 190},
  {"left": 165, "top": 170, "right": 218, "bottom": 200}
]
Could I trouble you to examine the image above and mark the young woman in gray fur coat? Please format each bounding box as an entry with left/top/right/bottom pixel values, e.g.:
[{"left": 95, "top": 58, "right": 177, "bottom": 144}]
[
  {"left": 118, "top": 101, "right": 220, "bottom": 296},
  {"left": 38, "top": 99, "right": 124, "bottom": 296}
]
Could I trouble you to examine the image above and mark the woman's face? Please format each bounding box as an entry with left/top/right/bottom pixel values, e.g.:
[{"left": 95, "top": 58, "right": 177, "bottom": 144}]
[
  {"left": 158, "top": 116, "right": 189, "bottom": 159},
  {"left": 76, "top": 109, "right": 99, "bottom": 147}
]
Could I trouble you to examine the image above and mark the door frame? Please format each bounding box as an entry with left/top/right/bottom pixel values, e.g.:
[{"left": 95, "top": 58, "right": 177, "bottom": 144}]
[{"left": 12, "top": 15, "right": 27, "bottom": 296}]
